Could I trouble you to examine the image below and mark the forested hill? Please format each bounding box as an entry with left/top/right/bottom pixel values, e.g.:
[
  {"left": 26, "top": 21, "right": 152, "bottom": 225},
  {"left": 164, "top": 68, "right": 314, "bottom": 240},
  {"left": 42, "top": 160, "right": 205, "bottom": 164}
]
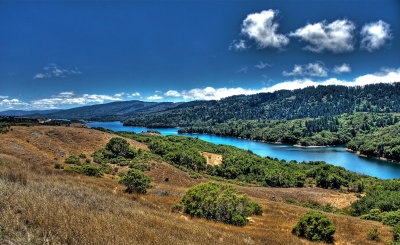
[
  {"left": 124, "top": 83, "right": 400, "bottom": 127},
  {"left": 42, "top": 100, "right": 182, "bottom": 120}
]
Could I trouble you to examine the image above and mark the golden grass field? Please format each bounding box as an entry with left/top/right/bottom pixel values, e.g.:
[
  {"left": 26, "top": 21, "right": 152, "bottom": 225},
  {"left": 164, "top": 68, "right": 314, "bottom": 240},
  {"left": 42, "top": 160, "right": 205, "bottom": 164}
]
[{"left": 0, "top": 125, "right": 394, "bottom": 244}]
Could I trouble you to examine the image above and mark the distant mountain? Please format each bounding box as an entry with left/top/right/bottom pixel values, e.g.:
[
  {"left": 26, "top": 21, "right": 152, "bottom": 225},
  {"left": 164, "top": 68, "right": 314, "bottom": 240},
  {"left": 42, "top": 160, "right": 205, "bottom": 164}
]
[
  {"left": 124, "top": 83, "right": 400, "bottom": 127},
  {"left": 43, "top": 100, "right": 182, "bottom": 120},
  {"left": 0, "top": 109, "right": 63, "bottom": 117}
]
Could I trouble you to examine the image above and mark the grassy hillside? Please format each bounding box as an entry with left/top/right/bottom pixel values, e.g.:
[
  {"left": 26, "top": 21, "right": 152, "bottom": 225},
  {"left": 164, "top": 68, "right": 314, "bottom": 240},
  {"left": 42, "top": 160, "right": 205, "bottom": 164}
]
[{"left": 0, "top": 125, "right": 396, "bottom": 244}]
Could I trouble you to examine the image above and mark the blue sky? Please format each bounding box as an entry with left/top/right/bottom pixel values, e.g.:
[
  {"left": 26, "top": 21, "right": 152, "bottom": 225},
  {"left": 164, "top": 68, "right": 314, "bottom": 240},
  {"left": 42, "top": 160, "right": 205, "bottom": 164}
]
[{"left": 0, "top": 0, "right": 399, "bottom": 110}]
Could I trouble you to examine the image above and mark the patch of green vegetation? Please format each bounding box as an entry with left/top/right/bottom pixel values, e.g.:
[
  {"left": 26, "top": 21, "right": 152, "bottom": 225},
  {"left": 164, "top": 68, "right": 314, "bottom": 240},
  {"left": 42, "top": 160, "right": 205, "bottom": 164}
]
[
  {"left": 367, "top": 226, "right": 380, "bottom": 241},
  {"left": 119, "top": 169, "right": 152, "bottom": 194},
  {"left": 92, "top": 137, "right": 158, "bottom": 170},
  {"left": 64, "top": 164, "right": 103, "bottom": 177},
  {"left": 292, "top": 210, "right": 336, "bottom": 243},
  {"left": 64, "top": 155, "right": 81, "bottom": 164},
  {"left": 176, "top": 182, "right": 262, "bottom": 226}
]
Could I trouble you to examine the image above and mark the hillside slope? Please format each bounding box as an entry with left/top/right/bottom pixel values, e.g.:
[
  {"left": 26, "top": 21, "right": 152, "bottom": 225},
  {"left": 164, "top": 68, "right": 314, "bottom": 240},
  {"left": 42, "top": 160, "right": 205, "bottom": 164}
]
[
  {"left": 125, "top": 83, "right": 400, "bottom": 127},
  {"left": 41, "top": 100, "right": 181, "bottom": 120},
  {"left": 0, "top": 125, "right": 393, "bottom": 244}
]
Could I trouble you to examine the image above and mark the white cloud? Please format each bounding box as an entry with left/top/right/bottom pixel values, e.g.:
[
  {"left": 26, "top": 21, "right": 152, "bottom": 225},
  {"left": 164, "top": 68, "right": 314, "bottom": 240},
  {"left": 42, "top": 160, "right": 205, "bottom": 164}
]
[
  {"left": 164, "top": 90, "right": 181, "bottom": 97},
  {"left": 255, "top": 61, "right": 271, "bottom": 69},
  {"left": 265, "top": 68, "right": 400, "bottom": 92},
  {"left": 229, "top": 39, "right": 248, "bottom": 51},
  {"left": 290, "top": 19, "right": 355, "bottom": 53},
  {"left": 30, "top": 91, "right": 123, "bottom": 109},
  {"left": 129, "top": 92, "right": 141, "bottom": 97},
  {"left": 237, "top": 66, "right": 248, "bottom": 74},
  {"left": 34, "top": 64, "right": 82, "bottom": 79},
  {"left": 0, "top": 98, "right": 28, "bottom": 109},
  {"left": 283, "top": 62, "right": 328, "bottom": 77},
  {"left": 361, "top": 20, "right": 392, "bottom": 52},
  {"left": 333, "top": 63, "right": 351, "bottom": 73},
  {"left": 0, "top": 95, "right": 8, "bottom": 99},
  {"left": 146, "top": 95, "right": 164, "bottom": 100},
  {"left": 180, "top": 87, "right": 258, "bottom": 100},
  {"left": 241, "top": 9, "right": 289, "bottom": 49},
  {"left": 159, "top": 67, "right": 400, "bottom": 101}
]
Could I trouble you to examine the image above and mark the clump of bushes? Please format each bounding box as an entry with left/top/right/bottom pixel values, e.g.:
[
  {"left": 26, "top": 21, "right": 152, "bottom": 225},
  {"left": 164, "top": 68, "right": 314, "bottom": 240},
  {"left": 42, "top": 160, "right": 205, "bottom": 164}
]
[
  {"left": 64, "top": 155, "right": 80, "bottom": 164},
  {"left": 292, "top": 210, "right": 336, "bottom": 243},
  {"left": 175, "top": 181, "right": 262, "bottom": 226},
  {"left": 92, "top": 138, "right": 156, "bottom": 170},
  {"left": 64, "top": 164, "right": 103, "bottom": 177},
  {"left": 393, "top": 224, "right": 400, "bottom": 242},
  {"left": 366, "top": 226, "right": 380, "bottom": 241},
  {"left": 119, "top": 169, "right": 152, "bottom": 194}
]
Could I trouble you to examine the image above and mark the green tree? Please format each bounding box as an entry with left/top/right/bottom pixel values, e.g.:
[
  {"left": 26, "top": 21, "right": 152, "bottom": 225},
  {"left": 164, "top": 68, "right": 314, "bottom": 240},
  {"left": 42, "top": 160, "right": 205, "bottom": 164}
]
[
  {"left": 178, "top": 181, "right": 262, "bottom": 226},
  {"left": 292, "top": 210, "right": 336, "bottom": 243},
  {"left": 119, "top": 169, "right": 151, "bottom": 194},
  {"left": 106, "top": 137, "right": 131, "bottom": 158}
]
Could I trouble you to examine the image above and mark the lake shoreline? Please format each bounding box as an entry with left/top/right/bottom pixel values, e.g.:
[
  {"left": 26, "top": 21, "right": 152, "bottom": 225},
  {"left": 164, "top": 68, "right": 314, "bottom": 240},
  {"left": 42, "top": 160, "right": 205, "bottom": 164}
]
[
  {"left": 85, "top": 121, "right": 400, "bottom": 179},
  {"left": 346, "top": 148, "right": 400, "bottom": 164}
]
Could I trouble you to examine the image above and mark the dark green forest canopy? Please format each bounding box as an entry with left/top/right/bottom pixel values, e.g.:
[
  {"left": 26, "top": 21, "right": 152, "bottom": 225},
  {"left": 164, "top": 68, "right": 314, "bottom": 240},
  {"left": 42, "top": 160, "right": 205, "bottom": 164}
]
[
  {"left": 178, "top": 112, "right": 400, "bottom": 161},
  {"left": 124, "top": 83, "right": 400, "bottom": 128}
]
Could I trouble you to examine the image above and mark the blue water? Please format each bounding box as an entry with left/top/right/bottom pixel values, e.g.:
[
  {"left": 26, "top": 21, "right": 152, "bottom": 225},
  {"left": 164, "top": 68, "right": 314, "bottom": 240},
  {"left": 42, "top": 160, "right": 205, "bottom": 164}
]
[{"left": 86, "top": 121, "right": 400, "bottom": 179}]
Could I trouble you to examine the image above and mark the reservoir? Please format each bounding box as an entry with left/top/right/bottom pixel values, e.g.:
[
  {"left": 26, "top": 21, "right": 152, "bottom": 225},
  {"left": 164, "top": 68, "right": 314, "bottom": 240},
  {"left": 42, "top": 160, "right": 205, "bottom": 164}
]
[{"left": 86, "top": 121, "right": 400, "bottom": 179}]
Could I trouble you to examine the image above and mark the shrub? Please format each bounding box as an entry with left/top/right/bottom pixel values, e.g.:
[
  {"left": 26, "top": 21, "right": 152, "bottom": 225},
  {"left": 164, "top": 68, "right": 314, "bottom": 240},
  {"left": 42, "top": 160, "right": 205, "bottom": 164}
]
[
  {"left": 54, "top": 163, "right": 63, "bottom": 169},
  {"left": 64, "top": 155, "right": 80, "bottom": 164},
  {"left": 83, "top": 164, "right": 103, "bottom": 177},
  {"left": 367, "top": 226, "right": 380, "bottom": 241},
  {"left": 381, "top": 210, "right": 400, "bottom": 226},
  {"left": 177, "top": 181, "right": 262, "bottom": 226},
  {"left": 119, "top": 169, "right": 152, "bottom": 194},
  {"left": 360, "top": 209, "right": 382, "bottom": 221},
  {"left": 106, "top": 138, "right": 132, "bottom": 158},
  {"left": 64, "top": 164, "right": 103, "bottom": 177},
  {"left": 394, "top": 224, "right": 400, "bottom": 242},
  {"left": 292, "top": 210, "right": 336, "bottom": 243},
  {"left": 78, "top": 153, "right": 86, "bottom": 159}
]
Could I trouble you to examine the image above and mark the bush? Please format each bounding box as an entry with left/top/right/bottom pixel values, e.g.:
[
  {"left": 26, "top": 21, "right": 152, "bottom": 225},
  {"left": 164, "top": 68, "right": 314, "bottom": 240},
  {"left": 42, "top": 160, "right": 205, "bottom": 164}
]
[
  {"left": 64, "top": 164, "right": 103, "bottom": 177},
  {"left": 119, "top": 169, "right": 152, "bottom": 194},
  {"left": 381, "top": 210, "right": 400, "bottom": 226},
  {"left": 292, "top": 210, "right": 336, "bottom": 243},
  {"left": 394, "top": 224, "right": 400, "bottom": 242},
  {"left": 177, "top": 181, "right": 262, "bottom": 226},
  {"left": 64, "top": 155, "right": 80, "bottom": 164},
  {"left": 367, "top": 226, "right": 380, "bottom": 241},
  {"left": 106, "top": 138, "right": 132, "bottom": 158},
  {"left": 78, "top": 153, "right": 86, "bottom": 159},
  {"left": 54, "top": 163, "right": 63, "bottom": 169}
]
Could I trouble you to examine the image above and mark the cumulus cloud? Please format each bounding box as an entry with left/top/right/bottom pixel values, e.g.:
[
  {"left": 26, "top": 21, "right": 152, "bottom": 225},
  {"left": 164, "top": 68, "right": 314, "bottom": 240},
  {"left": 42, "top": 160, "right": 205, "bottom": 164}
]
[
  {"left": 146, "top": 95, "right": 164, "bottom": 100},
  {"left": 333, "top": 63, "right": 351, "bottom": 73},
  {"left": 229, "top": 39, "right": 248, "bottom": 51},
  {"left": 30, "top": 91, "right": 123, "bottom": 109},
  {"left": 0, "top": 98, "right": 28, "bottom": 109},
  {"left": 158, "top": 67, "right": 400, "bottom": 101},
  {"left": 164, "top": 90, "right": 181, "bottom": 97},
  {"left": 34, "top": 64, "right": 82, "bottom": 79},
  {"left": 241, "top": 9, "right": 289, "bottom": 49},
  {"left": 255, "top": 61, "right": 271, "bottom": 69},
  {"left": 283, "top": 62, "right": 328, "bottom": 77},
  {"left": 290, "top": 19, "right": 355, "bottom": 53},
  {"left": 361, "top": 20, "right": 392, "bottom": 52}
]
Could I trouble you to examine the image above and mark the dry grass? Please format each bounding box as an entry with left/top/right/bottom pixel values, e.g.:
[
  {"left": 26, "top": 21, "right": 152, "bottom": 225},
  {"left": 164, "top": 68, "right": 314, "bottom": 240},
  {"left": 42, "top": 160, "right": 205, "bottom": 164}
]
[
  {"left": 201, "top": 152, "right": 223, "bottom": 166},
  {"left": 0, "top": 126, "right": 395, "bottom": 244}
]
